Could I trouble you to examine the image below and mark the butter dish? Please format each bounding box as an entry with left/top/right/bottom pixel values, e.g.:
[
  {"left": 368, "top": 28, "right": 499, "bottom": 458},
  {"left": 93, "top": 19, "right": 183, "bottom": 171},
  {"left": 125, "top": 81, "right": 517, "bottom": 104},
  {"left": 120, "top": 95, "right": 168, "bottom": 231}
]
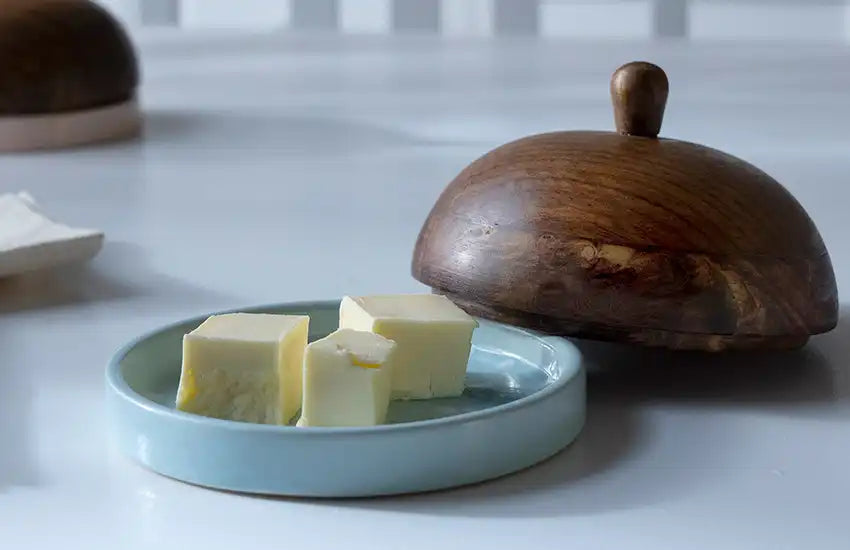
[
  {"left": 412, "top": 61, "right": 837, "bottom": 351},
  {"left": 106, "top": 300, "right": 585, "bottom": 497},
  {"left": 0, "top": 1, "right": 141, "bottom": 152},
  {"left": 0, "top": 192, "right": 104, "bottom": 278}
]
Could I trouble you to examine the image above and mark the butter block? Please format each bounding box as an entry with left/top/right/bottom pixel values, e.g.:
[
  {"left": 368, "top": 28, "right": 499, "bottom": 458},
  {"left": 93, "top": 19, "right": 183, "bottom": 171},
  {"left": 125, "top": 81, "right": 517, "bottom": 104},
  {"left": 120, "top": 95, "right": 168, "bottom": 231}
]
[
  {"left": 175, "top": 313, "right": 308, "bottom": 424},
  {"left": 339, "top": 294, "right": 478, "bottom": 400},
  {"left": 298, "top": 329, "right": 396, "bottom": 427}
]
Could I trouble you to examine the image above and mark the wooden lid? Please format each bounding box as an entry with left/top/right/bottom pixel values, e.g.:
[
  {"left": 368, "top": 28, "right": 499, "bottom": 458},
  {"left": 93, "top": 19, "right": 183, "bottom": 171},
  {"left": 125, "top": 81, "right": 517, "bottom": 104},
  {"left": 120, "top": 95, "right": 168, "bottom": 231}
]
[
  {"left": 412, "top": 62, "right": 838, "bottom": 351},
  {"left": 0, "top": 0, "right": 141, "bottom": 150}
]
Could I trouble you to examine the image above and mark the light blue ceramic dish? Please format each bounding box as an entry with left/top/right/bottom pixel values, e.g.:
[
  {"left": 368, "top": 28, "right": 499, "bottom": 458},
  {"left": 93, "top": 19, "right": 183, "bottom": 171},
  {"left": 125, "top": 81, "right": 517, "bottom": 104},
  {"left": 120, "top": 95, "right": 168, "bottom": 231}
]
[{"left": 105, "top": 300, "right": 585, "bottom": 497}]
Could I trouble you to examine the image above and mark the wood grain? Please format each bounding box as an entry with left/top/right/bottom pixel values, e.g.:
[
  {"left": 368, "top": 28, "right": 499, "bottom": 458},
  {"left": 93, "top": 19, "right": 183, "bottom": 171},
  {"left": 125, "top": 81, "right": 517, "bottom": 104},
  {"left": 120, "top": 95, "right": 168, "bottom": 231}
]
[
  {"left": 0, "top": 0, "right": 138, "bottom": 115},
  {"left": 611, "top": 61, "right": 668, "bottom": 138},
  {"left": 411, "top": 62, "right": 838, "bottom": 351}
]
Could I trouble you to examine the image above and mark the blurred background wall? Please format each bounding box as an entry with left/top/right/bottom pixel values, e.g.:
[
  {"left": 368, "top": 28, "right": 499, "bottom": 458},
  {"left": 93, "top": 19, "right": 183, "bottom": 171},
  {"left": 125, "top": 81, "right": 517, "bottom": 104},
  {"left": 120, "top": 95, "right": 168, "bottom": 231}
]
[{"left": 96, "top": 0, "right": 850, "bottom": 42}]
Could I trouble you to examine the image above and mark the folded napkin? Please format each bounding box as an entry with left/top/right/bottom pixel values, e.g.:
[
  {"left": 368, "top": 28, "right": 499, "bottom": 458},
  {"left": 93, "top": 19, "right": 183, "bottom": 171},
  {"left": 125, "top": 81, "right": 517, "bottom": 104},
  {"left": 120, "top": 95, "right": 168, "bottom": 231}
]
[{"left": 0, "top": 192, "right": 103, "bottom": 278}]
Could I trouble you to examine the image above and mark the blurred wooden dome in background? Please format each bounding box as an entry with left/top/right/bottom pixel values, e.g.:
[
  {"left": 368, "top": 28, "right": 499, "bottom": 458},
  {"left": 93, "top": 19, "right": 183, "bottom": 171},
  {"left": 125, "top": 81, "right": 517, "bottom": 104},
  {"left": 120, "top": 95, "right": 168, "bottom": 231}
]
[{"left": 0, "top": 0, "right": 141, "bottom": 151}]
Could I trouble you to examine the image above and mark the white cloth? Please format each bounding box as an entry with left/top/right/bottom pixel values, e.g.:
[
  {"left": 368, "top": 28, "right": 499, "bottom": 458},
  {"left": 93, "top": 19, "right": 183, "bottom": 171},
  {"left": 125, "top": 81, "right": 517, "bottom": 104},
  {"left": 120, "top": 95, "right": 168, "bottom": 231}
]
[{"left": 0, "top": 192, "right": 103, "bottom": 277}]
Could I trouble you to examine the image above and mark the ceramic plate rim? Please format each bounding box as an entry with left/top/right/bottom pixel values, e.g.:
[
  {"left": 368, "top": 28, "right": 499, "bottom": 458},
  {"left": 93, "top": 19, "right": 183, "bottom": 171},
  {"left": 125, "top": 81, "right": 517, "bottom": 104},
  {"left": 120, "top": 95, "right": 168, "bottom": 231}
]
[{"left": 105, "top": 299, "right": 582, "bottom": 436}]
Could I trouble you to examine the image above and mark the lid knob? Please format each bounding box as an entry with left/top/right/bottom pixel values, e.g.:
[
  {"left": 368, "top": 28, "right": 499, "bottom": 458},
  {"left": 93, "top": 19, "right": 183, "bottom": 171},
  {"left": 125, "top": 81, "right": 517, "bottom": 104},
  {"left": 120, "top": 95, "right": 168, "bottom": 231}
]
[{"left": 610, "top": 61, "right": 668, "bottom": 138}]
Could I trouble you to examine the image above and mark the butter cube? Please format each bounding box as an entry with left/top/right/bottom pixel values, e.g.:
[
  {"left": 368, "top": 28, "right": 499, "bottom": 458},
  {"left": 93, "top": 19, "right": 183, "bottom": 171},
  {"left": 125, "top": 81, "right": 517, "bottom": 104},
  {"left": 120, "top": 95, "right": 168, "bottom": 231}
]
[
  {"left": 339, "top": 294, "right": 478, "bottom": 400},
  {"left": 298, "top": 329, "right": 396, "bottom": 427},
  {"left": 175, "top": 313, "right": 308, "bottom": 424}
]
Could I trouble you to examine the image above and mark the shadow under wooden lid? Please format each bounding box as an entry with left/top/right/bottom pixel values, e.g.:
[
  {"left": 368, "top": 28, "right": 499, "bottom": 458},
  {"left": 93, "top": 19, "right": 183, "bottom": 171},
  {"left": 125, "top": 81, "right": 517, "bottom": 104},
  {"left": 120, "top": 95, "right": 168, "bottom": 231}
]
[
  {"left": 412, "top": 61, "right": 839, "bottom": 352},
  {"left": 0, "top": 0, "right": 141, "bottom": 151}
]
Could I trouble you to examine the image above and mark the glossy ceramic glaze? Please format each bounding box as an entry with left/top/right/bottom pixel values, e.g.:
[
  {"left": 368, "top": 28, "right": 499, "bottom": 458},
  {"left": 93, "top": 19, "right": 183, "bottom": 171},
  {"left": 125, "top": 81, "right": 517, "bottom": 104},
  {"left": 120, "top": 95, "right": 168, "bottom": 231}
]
[{"left": 105, "top": 300, "right": 585, "bottom": 497}]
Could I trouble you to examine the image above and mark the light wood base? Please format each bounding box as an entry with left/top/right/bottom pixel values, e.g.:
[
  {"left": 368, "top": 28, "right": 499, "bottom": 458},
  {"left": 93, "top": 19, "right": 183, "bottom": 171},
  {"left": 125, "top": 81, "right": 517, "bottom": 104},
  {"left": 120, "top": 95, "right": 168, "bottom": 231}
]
[{"left": 0, "top": 98, "right": 141, "bottom": 152}]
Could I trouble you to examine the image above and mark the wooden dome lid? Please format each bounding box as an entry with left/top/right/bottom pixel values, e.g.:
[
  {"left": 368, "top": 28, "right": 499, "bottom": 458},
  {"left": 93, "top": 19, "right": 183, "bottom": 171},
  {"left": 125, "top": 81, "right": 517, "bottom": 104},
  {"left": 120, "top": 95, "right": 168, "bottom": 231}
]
[
  {"left": 0, "top": 0, "right": 141, "bottom": 151},
  {"left": 412, "top": 62, "right": 838, "bottom": 351}
]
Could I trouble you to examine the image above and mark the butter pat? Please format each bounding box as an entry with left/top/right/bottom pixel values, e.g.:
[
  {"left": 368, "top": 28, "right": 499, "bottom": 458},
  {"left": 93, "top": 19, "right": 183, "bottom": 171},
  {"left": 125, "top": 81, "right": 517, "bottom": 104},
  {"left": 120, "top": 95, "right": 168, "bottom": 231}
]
[
  {"left": 339, "top": 294, "right": 478, "bottom": 400},
  {"left": 298, "top": 329, "right": 396, "bottom": 427},
  {"left": 175, "top": 313, "right": 308, "bottom": 424}
]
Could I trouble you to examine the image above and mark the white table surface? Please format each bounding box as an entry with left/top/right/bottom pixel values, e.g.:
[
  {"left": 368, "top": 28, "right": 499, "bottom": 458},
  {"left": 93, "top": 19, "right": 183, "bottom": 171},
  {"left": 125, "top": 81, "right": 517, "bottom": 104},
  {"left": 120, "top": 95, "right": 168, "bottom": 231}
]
[{"left": 1, "top": 33, "right": 849, "bottom": 549}]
